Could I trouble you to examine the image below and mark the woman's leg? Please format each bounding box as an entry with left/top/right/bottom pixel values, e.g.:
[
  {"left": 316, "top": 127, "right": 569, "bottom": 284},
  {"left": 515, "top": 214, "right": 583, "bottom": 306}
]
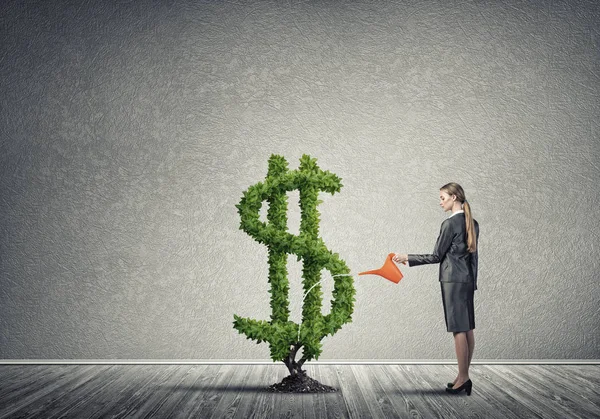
[
  {"left": 453, "top": 331, "right": 470, "bottom": 386},
  {"left": 466, "top": 329, "right": 475, "bottom": 367}
]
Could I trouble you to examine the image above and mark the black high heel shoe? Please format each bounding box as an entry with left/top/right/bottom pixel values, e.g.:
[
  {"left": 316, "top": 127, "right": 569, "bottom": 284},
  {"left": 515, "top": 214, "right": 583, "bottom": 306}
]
[
  {"left": 447, "top": 382, "right": 454, "bottom": 388},
  {"left": 445, "top": 379, "right": 472, "bottom": 395}
]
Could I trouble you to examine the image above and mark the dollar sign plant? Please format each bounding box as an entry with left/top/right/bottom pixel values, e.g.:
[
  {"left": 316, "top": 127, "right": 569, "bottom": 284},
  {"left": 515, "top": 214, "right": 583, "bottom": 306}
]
[{"left": 233, "top": 154, "right": 356, "bottom": 380}]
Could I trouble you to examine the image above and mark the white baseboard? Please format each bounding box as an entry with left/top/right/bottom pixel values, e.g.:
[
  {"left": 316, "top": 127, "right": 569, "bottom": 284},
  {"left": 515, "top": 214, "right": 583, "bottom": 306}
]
[{"left": 1, "top": 359, "right": 599, "bottom": 365}]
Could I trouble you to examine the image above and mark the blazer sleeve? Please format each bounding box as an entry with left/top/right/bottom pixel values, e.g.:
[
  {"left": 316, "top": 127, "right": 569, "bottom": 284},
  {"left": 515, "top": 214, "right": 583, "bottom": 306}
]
[
  {"left": 471, "top": 222, "right": 479, "bottom": 290},
  {"left": 407, "top": 219, "right": 453, "bottom": 267}
]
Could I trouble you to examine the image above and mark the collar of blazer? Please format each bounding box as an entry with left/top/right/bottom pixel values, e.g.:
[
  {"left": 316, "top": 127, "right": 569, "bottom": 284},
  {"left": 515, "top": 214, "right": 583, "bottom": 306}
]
[{"left": 448, "top": 210, "right": 465, "bottom": 219}]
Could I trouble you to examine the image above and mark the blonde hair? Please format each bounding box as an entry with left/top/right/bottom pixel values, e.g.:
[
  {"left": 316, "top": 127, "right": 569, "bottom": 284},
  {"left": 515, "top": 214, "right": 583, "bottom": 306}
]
[{"left": 440, "top": 182, "right": 477, "bottom": 253}]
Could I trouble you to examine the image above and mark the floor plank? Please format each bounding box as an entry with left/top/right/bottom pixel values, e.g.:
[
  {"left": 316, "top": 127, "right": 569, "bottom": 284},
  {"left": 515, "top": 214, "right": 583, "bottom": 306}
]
[
  {"left": 0, "top": 365, "right": 78, "bottom": 407},
  {"left": 392, "top": 364, "right": 454, "bottom": 418},
  {"left": 316, "top": 362, "right": 346, "bottom": 419},
  {"left": 334, "top": 364, "right": 373, "bottom": 419},
  {"left": 370, "top": 364, "right": 415, "bottom": 418},
  {"left": 419, "top": 364, "right": 490, "bottom": 419},
  {"left": 274, "top": 365, "right": 302, "bottom": 419},
  {"left": 303, "top": 363, "right": 326, "bottom": 419},
  {"left": 499, "top": 365, "right": 600, "bottom": 419},
  {"left": 90, "top": 365, "right": 175, "bottom": 419},
  {"left": 437, "top": 364, "right": 522, "bottom": 419},
  {"left": 128, "top": 365, "right": 197, "bottom": 419},
  {"left": 352, "top": 365, "right": 396, "bottom": 418},
  {"left": 231, "top": 363, "right": 272, "bottom": 419},
  {"left": 39, "top": 365, "right": 115, "bottom": 419},
  {"left": 150, "top": 364, "right": 209, "bottom": 418},
  {"left": 178, "top": 364, "right": 231, "bottom": 418},
  {"left": 0, "top": 364, "right": 599, "bottom": 419},
  {"left": 245, "top": 364, "right": 280, "bottom": 419},
  {"left": 0, "top": 365, "right": 97, "bottom": 419},
  {"left": 208, "top": 363, "right": 260, "bottom": 419},
  {"left": 58, "top": 365, "right": 145, "bottom": 419},
  {"left": 167, "top": 364, "right": 222, "bottom": 418}
]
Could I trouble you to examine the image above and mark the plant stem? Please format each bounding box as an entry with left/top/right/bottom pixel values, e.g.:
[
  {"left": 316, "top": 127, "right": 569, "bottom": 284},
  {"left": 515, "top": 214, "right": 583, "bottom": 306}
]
[{"left": 284, "top": 343, "right": 306, "bottom": 376}]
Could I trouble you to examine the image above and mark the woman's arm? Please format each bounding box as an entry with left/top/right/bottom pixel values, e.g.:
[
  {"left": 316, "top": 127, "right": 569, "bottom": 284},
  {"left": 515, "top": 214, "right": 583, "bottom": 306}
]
[{"left": 406, "top": 219, "right": 454, "bottom": 267}]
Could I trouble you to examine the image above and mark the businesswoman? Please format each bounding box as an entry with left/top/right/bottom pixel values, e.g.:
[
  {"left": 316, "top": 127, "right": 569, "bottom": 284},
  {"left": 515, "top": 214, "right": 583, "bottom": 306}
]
[{"left": 393, "top": 182, "right": 479, "bottom": 396}]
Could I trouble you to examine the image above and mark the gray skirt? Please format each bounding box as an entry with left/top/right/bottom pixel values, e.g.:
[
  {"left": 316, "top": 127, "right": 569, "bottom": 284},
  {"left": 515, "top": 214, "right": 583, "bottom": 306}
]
[{"left": 440, "top": 282, "right": 475, "bottom": 333}]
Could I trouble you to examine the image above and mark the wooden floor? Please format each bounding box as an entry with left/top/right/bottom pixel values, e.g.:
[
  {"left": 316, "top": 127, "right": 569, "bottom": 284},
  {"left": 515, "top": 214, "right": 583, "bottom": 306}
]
[{"left": 0, "top": 364, "right": 599, "bottom": 418}]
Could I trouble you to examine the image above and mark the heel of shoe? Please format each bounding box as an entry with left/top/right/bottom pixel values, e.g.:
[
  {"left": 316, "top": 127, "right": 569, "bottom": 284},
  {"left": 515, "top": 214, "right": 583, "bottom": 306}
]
[{"left": 466, "top": 383, "right": 472, "bottom": 396}]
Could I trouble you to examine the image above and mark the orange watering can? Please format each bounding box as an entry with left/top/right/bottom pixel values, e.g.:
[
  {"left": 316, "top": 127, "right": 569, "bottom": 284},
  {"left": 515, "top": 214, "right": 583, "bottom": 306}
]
[{"left": 359, "top": 253, "right": 405, "bottom": 284}]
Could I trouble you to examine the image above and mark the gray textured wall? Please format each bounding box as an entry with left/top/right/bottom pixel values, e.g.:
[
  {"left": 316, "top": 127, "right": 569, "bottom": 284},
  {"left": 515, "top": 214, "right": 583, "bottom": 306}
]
[{"left": 1, "top": 0, "right": 599, "bottom": 360}]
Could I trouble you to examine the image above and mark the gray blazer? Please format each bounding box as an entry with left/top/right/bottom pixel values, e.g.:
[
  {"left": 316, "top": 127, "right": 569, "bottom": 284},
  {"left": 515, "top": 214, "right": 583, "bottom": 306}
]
[{"left": 407, "top": 213, "right": 479, "bottom": 290}]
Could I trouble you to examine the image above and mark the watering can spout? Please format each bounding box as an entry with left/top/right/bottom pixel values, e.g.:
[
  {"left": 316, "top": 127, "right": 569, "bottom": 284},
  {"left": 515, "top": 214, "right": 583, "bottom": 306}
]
[{"left": 359, "top": 253, "right": 405, "bottom": 284}]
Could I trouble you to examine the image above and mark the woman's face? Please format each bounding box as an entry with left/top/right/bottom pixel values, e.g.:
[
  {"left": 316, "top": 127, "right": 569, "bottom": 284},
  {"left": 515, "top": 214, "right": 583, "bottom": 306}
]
[{"left": 439, "top": 190, "right": 455, "bottom": 212}]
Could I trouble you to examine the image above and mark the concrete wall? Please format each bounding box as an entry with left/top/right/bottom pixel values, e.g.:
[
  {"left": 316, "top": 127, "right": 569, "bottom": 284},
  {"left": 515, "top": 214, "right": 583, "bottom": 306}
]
[{"left": 1, "top": 0, "right": 598, "bottom": 360}]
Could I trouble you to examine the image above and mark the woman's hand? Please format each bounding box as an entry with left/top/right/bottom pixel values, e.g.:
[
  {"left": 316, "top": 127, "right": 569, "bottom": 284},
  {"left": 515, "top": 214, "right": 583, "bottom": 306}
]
[{"left": 393, "top": 253, "right": 408, "bottom": 264}]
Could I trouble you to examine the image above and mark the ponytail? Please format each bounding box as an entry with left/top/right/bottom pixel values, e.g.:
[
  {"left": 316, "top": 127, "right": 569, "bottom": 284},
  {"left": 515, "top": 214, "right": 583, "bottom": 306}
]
[{"left": 463, "top": 200, "right": 477, "bottom": 253}]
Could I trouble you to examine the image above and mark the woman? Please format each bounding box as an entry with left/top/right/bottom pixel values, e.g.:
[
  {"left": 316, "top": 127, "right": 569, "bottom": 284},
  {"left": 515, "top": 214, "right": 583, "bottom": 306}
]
[{"left": 393, "top": 182, "right": 479, "bottom": 396}]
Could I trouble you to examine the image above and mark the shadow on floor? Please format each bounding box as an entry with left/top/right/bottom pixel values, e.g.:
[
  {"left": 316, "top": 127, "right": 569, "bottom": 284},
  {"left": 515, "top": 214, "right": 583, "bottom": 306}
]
[{"left": 160, "top": 384, "right": 464, "bottom": 396}]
